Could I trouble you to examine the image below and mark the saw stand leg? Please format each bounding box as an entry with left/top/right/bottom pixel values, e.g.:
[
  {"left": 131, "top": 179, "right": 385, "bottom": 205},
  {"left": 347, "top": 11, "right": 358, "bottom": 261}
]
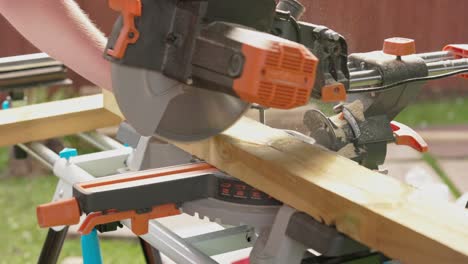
[
  {"left": 37, "top": 227, "right": 69, "bottom": 264},
  {"left": 81, "top": 229, "right": 104, "bottom": 264},
  {"left": 249, "top": 205, "right": 374, "bottom": 264},
  {"left": 140, "top": 238, "right": 164, "bottom": 264},
  {"left": 250, "top": 206, "right": 308, "bottom": 264}
]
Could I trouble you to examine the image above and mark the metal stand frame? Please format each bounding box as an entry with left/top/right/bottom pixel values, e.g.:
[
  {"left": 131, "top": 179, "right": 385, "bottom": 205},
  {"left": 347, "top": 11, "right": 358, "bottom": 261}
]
[{"left": 24, "top": 129, "right": 379, "bottom": 264}]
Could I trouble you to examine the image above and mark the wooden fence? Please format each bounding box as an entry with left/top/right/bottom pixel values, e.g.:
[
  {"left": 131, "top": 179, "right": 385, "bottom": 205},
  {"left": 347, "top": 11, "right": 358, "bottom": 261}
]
[{"left": 0, "top": 0, "right": 466, "bottom": 97}]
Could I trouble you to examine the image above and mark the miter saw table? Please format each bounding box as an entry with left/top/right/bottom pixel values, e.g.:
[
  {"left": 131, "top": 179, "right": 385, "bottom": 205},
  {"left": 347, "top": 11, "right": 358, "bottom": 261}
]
[{"left": 29, "top": 120, "right": 387, "bottom": 264}]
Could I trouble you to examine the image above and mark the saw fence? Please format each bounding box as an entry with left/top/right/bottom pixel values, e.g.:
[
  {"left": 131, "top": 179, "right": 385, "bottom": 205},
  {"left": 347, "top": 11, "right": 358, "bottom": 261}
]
[{"left": 0, "top": 91, "right": 467, "bottom": 263}]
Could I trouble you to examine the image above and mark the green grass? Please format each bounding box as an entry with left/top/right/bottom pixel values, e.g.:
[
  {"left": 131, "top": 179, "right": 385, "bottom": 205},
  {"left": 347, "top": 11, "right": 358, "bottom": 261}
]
[
  {"left": 0, "top": 147, "right": 8, "bottom": 172},
  {"left": 422, "top": 153, "right": 462, "bottom": 198},
  {"left": 395, "top": 98, "right": 468, "bottom": 127},
  {"left": 0, "top": 176, "right": 145, "bottom": 264},
  {"left": 394, "top": 99, "right": 468, "bottom": 194},
  {"left": 317, "top": 98, "right": 468, "bottom": 127}
]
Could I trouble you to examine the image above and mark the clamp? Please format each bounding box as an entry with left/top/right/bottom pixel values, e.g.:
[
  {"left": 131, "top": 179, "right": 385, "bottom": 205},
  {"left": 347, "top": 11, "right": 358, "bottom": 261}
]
[
  {"left": 36, "top": 163, "right": 212, "bottom": 235},
  {"left": 36, "top": 162, "right": 280, "bottom": 237},
  {"left": 390, "top": 121, "right": 428, "bottom": 152},
  {"left": 443, "top": 44, "right": 468, "bottom": 79}
]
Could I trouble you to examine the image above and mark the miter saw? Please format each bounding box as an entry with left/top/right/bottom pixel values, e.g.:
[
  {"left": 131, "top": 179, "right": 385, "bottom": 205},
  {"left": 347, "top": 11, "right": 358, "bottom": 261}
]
[
  {"left": 105, "top": 0, "right": 468, "bottom": 169},
  {"left": 104, "top": 0, "right": 350, "bottom": 141},
  {"left": 32, "top": 0, "right": 468, "bottom": 263}
]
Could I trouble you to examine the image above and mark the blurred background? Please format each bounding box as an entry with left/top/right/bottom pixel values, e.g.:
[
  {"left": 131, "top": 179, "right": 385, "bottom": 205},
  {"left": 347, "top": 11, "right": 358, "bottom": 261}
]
[{"left": 0, "top": 1, "right": 467, "bottom": 263}]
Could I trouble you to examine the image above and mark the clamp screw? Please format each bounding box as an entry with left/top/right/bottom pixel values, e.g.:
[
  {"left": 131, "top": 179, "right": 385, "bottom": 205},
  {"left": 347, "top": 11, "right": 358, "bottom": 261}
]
[
  {"left": 383, "top": 37, "right": 416, "bottom": 58},
  {"left": 59, "top": 148, "right": 78, "bottom": 161},
  {"left": 165, "top": 33, "right": 181, "bottom": 47}
]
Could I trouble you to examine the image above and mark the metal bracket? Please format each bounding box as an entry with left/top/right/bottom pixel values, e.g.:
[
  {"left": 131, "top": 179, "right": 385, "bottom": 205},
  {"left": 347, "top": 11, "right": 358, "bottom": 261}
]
[{"left": 250, "top": 205, "right": 307, "bottom": 264}]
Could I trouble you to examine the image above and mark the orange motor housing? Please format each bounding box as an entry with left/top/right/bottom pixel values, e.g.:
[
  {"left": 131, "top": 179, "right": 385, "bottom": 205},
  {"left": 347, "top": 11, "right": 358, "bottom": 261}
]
[{"left": 234, "top": 41, "right": 318, "bottom": 109}]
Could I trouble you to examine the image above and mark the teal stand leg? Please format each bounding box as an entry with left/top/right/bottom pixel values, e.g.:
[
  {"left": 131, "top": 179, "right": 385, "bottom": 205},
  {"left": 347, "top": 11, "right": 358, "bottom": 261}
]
[{"left": 81, "top": 229, "right": 103, "bottom": 264}]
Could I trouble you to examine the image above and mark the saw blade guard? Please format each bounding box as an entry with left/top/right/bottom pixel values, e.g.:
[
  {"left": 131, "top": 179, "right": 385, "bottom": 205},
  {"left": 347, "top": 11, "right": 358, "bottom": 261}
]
[{"left": 111, "top": 63, "right": 250, "bottom": 141}]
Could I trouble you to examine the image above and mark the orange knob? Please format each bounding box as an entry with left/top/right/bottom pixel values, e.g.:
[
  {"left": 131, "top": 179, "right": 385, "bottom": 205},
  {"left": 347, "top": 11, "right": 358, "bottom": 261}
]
[
  {"left": 37, "top": 198, "right": 81, "bottom": 228},
  {"left": 383, "top": 37, "right": 416, "bottom": 56}
]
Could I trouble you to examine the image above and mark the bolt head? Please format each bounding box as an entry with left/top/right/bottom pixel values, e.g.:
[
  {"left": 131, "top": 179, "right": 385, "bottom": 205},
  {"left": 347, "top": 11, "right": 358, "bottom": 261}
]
[{"left": 228, "top": 53, "right": 244, "bottom": 77}]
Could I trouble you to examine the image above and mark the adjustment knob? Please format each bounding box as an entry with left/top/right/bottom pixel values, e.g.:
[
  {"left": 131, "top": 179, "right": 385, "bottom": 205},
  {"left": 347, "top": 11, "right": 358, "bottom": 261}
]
[{"left": 383, "top": 37, "right": 416, "bottom": 56}]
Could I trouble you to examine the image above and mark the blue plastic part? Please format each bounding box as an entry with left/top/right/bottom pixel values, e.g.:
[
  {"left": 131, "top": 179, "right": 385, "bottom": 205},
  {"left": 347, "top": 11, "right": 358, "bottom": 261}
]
[
  {"left": 81, "top": 229, "right": 103, "bottom": 264},
  {"left": 2, "top": 100, "right": 10, "bottom": 110},
  {"left": 59, "top": 148, "right": 78, "bottom": 160}
]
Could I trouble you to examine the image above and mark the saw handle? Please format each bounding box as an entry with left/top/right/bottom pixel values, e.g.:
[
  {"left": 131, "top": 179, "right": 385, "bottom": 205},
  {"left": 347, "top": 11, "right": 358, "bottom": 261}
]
[{"left": 106, "top": 0, "right": 142, "bottom": 59}]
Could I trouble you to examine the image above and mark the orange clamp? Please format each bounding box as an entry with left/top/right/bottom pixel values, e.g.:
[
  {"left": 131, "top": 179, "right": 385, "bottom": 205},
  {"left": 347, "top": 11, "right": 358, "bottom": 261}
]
[
  {"left": 107, "top": 0, "right": 142, "bottom": 59},
  {"left": 390, "top": 121, "right": 428, "bottom": 153},
  {"left": 79, "top": 204, "right": 180, "bottom": 236},
  {"left": 36, "top": 163, "right": 212, "bottom": 233},
  {"left": 383, "top": 37, "right": 416, "bottom": 57},
  {"left": 443, "top": 44, "right": 468, "bottom": 79},
  {"left": 37, "top": 198, "right": 82, "bottom": 228}
]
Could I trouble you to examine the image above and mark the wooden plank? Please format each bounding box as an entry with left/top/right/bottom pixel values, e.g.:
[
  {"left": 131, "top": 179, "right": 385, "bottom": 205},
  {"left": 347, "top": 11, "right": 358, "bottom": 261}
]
[
  {"left": 0, "top": 94, "right": 123, "bottom": 147},
  {"left": 102, "top": 89, "right": 124, "bottom": 119},
  {"left": 6, "top": 91, "right": 466, "bottom": 262},
  {"left": 174, "top": 117, "right": 468, "bottom": 263},
  {"left": 100, "top": 91, "right": 468, "bottom": 262}
]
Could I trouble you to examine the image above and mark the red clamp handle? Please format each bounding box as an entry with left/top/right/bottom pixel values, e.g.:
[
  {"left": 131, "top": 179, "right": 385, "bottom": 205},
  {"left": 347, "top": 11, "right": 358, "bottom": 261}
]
[
  {"left": 232, "top": 258, "right": 250, "bottom": 264},
  {"left": 443, "top": 44, "right": 468, "bottom": 79},
  {"left": 390, "top": 121, "right": 428, "bottom": 153}
]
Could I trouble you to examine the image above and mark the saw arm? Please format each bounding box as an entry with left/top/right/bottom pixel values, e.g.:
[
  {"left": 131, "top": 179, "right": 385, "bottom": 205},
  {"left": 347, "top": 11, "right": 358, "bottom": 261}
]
[{"left": 103, "top": 0, "right": 468, "bottom": 148}]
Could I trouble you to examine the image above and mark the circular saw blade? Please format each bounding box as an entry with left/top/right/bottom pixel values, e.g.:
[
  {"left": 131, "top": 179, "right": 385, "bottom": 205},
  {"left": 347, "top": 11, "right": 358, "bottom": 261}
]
[{"left": 111, "top": 64, "right": 250, "bottom": 142}]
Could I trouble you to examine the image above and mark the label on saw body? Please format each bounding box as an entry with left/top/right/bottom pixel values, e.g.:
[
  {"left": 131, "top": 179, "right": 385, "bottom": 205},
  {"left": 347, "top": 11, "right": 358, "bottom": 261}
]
[{"left": 216, "top": 178, "right": 281, "bottom": 206}]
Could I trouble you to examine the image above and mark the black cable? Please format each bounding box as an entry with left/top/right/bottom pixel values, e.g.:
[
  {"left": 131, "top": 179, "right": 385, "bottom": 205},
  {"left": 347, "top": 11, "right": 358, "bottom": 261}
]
[{"left": 348, "top": 68, "right": 468, "bottom": 94}]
